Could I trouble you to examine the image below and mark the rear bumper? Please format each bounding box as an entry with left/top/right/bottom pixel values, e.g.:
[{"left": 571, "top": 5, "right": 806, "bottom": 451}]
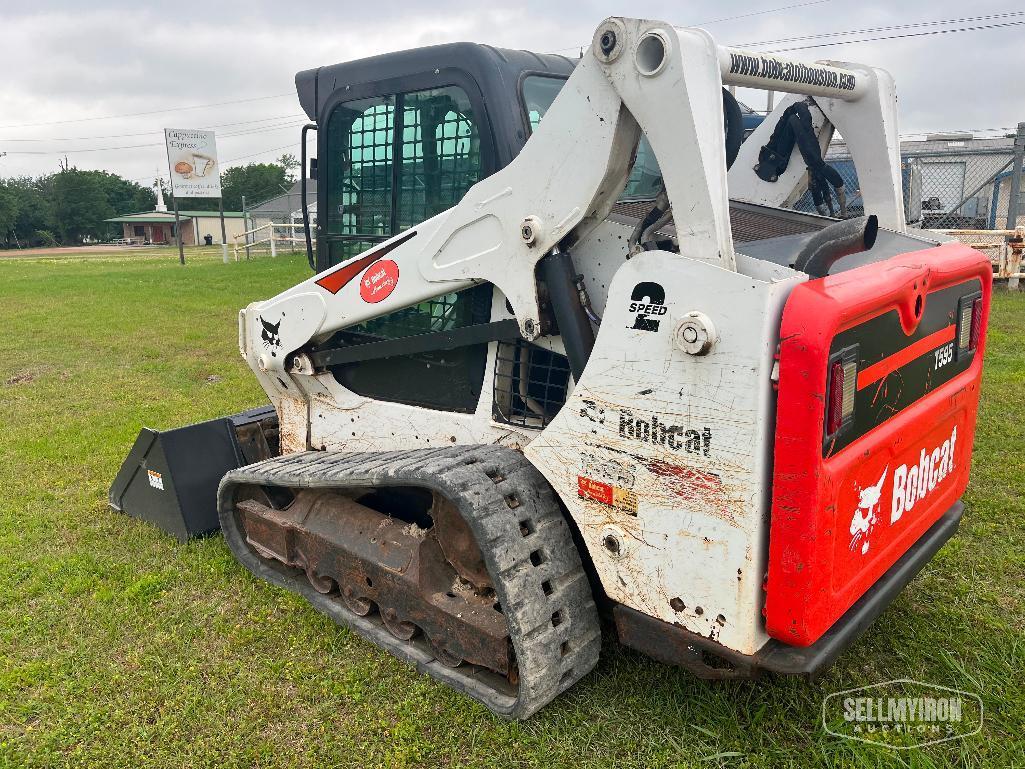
[{"left": 614, "top": 501, "right": 963, "bottom": 679}]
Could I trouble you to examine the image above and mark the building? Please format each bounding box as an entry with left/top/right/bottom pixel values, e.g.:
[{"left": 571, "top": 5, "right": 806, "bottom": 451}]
[
  {"left": 106, "top": 209, "right": 248, "bottom": 245},
  {"left": 797, "top": 133, "right": 1018, "bottom": 229},
  {"left": 247, "top": 179, "right": 316, "bottom": 230}
]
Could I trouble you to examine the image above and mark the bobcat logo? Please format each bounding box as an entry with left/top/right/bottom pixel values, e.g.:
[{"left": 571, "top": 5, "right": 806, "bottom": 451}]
[
  {"left": 850, "top": 466, "right": 888, "bottom": 555},
  {"left": 259, "top": 315, "right": 282, "bottom": 355}
]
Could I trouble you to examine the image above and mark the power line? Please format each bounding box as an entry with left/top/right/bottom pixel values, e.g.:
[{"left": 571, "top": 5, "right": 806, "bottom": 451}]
[
  {"left": 222, "top": 143, "right": 299, "bottom": 166},
  {"left": 694, "top": 0, "right": 838, "bottom": 28},
  {"left": 767, "top": 19, "right": 1025, "bottom": 51},
  {"left": 0, "top": 113, "right": 306, "bottom": 143},
  {"left": 0, "top": 92, "right": 294, "bottom": 130},
  {"left": 545, "top": 0, "right": 840, "bottom": 54},
  {"left": 0, "top": 119, "right": 306, "bottom": 155},
  {"left": 738, "top": 10, "right": 1025, "bottom": 47}
]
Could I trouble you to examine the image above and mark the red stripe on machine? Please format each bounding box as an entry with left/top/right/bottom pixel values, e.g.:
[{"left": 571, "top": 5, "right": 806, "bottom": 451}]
[
  {"left": 314, "top": 230, "right": 417, "bottom": 295},
  {"left": 856, "top": 324, "right": 955, "bottom": 391}
]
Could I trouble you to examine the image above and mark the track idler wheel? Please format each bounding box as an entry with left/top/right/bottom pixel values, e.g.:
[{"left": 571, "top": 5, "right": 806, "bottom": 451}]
[{"left": 305, "top": 567, "right": 336, "bottom": 595}]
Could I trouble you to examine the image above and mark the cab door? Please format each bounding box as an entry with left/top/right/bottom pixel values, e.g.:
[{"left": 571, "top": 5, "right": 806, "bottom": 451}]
[{"left": 314, "top": 76, "right": 499, "bottom": 413}]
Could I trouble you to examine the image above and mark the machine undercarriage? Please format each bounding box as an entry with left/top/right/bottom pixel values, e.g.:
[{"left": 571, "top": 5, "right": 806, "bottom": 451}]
[{"left": 219, "top": 446, "right": 600, "bottom": 720}]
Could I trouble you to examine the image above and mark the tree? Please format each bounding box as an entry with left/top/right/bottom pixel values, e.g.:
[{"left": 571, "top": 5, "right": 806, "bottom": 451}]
[
  {"left": 95, "top": 171, "right": 156, "bottom": 225},
  {"left": 0, "top": 169, "right": 156, "bottom": 247},
  {"left": 219, "top": 162, "right": 290, "bottom": 211},
  {"left": 277, "top": 153, "right": 299, "bottom": 183},
  {"left": 0, "top": 182, "right": 19, "bottom": 246},
  {"left": 6, "top": 177, "right": 53, "bottom": 247},
  {"left": 50, "top": 170, "right": 115, "bottom": 243}
]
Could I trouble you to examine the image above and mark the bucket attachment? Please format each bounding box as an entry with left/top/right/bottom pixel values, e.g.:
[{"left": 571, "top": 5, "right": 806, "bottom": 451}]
[{"left": 109, "top": 405, "right": 279, "bottom": 542}]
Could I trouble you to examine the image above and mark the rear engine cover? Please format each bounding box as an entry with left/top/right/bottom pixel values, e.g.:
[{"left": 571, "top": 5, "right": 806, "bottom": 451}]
[{"left": 766, "top": 243, "right": 991, "bottom": 645}]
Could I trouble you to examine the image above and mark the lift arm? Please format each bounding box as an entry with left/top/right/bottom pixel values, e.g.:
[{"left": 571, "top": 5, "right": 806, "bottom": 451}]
[{"left": 240, "top": 17, "right": 896, "bottom": 378}]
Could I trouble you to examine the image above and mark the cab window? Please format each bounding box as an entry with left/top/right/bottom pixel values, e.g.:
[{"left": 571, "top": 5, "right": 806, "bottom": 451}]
[
  {"left": 521, "top": 74, "right": 662, "bottom": 200},
  {"left": 321, "top": 84, "right": 491, "bottom": 412}
]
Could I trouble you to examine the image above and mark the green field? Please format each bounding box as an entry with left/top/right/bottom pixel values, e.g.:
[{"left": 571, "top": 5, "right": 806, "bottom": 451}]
[{"left": 1, "top": 247, "right": 1022, "bottom": 768}]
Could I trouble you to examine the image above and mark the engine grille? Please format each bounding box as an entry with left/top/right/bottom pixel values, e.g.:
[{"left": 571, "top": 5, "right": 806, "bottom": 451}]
[{"left": 610, "top": 200, "right": 826, "bottom": 243}]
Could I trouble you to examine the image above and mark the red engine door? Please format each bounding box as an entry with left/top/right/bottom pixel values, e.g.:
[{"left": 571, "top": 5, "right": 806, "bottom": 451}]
[{"left": 765, "top": 242, "right": 991, "bottom": 646}]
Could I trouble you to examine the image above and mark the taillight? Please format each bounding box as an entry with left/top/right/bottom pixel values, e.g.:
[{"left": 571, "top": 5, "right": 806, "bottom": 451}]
[
  {"left": 969, "top": 296, "right": 983, "bottom": 351},
  {"left": 956, "top": 291, "right": 984, "bottom": 359},
  {"left": 826, "top": 361, "right": 845, "bottom": 434},
  {"left": 825, "top": 347, "right": 858, "bottom": 438}
]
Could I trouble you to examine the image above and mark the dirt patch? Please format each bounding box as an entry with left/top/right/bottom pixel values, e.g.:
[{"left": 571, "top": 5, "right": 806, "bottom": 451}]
[
  {"left": 5, "top": 371, "right": 37, "bottom": 386},
  {"left": 0, "top": 244, "right": 158, "bottom": 258}
]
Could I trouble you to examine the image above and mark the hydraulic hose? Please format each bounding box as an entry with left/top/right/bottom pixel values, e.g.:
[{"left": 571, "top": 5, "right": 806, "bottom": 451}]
[
  {"left": 792, "top": 215, "right": 878, "bottom": 278},
  {"left": 722, "top": 88, "right": 744, "bottom": 171}
]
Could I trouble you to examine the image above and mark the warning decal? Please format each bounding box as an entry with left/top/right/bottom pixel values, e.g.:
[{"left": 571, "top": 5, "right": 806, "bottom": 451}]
[{"left": 577, "top": 475, "right": 638, "bottom": 515}]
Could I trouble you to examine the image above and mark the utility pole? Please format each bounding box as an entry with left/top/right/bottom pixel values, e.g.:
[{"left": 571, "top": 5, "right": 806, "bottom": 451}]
[
  {"left": 1005, "top": 122, "right": 1025, "bottom": 230},
  {"left": 218, "top": 195, "right": 229, "bottom": 264}
]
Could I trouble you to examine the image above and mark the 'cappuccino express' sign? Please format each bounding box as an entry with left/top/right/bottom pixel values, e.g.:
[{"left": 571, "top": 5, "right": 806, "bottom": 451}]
[{"left": 164, "top": 128, "right": 222, "bottom": 198}]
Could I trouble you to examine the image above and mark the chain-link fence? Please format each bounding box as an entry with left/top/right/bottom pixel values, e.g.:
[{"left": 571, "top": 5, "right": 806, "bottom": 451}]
[{"left": 789, "top": 130, "right": 1024, "bottom": 231}]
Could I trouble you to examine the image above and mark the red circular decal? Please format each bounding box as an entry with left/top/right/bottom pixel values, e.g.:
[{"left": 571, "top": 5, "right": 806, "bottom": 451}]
[{"left": 359, "top": 259, "right": 399, "bottom": 303}]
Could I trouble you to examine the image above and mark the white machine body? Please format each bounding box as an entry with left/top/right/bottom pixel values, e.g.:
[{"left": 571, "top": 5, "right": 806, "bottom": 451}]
[{"left": 237, "top": 17, "right": 905, "bottom": 658}]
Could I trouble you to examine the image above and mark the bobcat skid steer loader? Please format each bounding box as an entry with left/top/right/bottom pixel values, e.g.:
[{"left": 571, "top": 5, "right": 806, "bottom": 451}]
[{"left": 121, "top": 17, "right": 993, "bottom": 719}]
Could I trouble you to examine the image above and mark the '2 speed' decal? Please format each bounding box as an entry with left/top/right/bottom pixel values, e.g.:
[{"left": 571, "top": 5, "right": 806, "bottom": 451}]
[{"left": 628, "top": 282, "right": 667, "bottom": 332}]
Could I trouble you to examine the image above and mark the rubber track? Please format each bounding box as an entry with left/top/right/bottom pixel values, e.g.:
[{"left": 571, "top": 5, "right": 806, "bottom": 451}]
[{"left": 217, "top": 445, "right": 601, "bottom": 719}]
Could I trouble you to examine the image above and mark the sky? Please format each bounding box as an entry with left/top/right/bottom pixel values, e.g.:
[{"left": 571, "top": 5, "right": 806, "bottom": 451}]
[{"left": 0, "top": 0, "right": 1020, "bottom": 192}]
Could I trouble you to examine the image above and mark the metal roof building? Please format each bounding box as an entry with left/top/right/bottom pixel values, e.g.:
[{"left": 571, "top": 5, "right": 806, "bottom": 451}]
[{"left": 106, "top": 209, "right": 247, "bottom": 246}]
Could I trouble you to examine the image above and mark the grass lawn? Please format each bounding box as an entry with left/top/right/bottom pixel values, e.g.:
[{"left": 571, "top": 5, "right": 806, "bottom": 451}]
[{"left": 0, "top": 246, "right": 1022, "bottom": 768}]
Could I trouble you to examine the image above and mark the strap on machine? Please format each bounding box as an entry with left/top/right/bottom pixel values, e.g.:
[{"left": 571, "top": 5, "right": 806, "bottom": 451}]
[{"left": 754, "top": 101, "right": 847, "bottom": 217}]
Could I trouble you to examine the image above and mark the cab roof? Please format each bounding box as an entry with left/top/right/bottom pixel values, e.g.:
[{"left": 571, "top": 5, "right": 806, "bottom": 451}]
[{"left": 295, "top": 42, "right": 576, "bottom": 122}]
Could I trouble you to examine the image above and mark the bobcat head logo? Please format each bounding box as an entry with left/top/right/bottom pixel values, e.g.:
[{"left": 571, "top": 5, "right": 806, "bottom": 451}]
[
  {"left": 849, "top": 466, "right": 888, "bottom": 555},
  {"left": 259, "top": 315, "right": 282, "bottom": 354}
]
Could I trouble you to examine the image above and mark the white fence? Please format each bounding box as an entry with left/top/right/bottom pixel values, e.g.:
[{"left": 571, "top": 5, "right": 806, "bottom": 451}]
[
  {"left": 233, "top": 222, "right": 307, "bottom": 261},
  {"left": 933, "top": 227, "right": 1025, "bottom": 289}
]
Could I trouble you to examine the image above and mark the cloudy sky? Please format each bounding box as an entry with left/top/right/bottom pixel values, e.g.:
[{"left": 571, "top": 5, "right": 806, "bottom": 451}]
[{"left": 0, "top": 0, "right": 1020, "bottom": 189}]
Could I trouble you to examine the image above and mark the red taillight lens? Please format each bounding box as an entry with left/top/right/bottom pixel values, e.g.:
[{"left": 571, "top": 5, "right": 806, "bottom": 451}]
[
  {"left": 969, "top": 296, "right": 983, "bottom": 351},
  {"left": 827, "top": 360, "right": 845, "bottom": 435},
  {"left": 825, "top": 352, "right": 858, "bottom": 437}
]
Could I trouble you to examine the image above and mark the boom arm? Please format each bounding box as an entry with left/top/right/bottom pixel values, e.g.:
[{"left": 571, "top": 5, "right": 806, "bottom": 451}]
[{"left": 241, "top": 17, "right": 901, "bottom": 379}]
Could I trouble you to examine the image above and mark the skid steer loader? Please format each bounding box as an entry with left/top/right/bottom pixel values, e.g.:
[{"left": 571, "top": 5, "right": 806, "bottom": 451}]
[{"left": 113, "top": 17, "right": 992, "bottom": 719}]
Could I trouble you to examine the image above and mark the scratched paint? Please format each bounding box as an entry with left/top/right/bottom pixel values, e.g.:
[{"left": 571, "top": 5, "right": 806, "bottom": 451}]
[{"left": 526, "top": 250, "right": 804, "bottom": 656}]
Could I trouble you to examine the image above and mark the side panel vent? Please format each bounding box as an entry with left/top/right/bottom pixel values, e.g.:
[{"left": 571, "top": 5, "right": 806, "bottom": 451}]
[{"left": 493, "top": 340, "right": 571, "bottom": 429}]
